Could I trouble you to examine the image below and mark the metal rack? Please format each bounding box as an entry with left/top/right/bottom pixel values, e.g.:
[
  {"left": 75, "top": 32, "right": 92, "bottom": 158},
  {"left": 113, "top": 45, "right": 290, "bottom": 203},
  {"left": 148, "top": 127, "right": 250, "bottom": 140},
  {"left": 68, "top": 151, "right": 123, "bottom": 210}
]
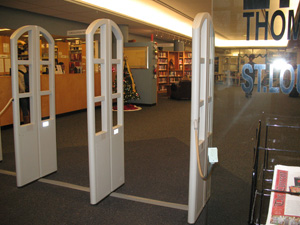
[{"left": 248, "top": 119, "right": 300, "bottom": 225}]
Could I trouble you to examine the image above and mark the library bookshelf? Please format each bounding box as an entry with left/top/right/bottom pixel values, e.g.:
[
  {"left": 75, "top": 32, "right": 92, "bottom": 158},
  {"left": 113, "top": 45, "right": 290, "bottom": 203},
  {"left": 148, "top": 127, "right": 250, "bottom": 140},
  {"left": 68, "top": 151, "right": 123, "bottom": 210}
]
[{"left": 157, "top": 51, "right": 192, "bottom": 93}]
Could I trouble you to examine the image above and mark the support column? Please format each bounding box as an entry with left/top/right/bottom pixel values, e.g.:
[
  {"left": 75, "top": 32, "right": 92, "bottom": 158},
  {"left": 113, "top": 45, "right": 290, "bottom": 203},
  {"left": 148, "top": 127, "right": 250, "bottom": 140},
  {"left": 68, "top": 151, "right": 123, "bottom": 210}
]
[{"left": 119, "top": 24, "right": 129, "bottom": 43}]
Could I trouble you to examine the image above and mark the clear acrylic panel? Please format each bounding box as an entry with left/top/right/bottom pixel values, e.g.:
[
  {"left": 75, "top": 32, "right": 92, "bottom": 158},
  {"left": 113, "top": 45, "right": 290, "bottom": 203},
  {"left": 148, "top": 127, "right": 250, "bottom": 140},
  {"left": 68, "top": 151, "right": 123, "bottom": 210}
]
[
  {"left": 18, "top": 64, "right": 29, "bottom": 94},
  {"left": 94, "top": 30, "right": 100, "bottom": 59},
  {"left": 112, "top": 63, "right": 118, "bottom": 127},
  {"left": 94, "top": 64, "right": 101, "bottom": 98},
  {"left": 112, "top": 32, "right": 117, "bottom": 60},
  {"left": 40, "top": 65, "right": 49, "bottom": 91},
  {"left": 18, "top": 32, "right": 29, "bottom": 60},
  {"left": 40, "top": 34, "right": 49, "bottom": 61},
  {"left": 41, "top": 95, "right": 50, "bottom": 120},
  {"left": 95, "top": 102, "right": 102, "bottom": 133},
  {"left": 19, "top": 97, "right": 30, "bottom": 125},
  {"left": 112, "top": 63, "right": 117, "bottom": 94}
]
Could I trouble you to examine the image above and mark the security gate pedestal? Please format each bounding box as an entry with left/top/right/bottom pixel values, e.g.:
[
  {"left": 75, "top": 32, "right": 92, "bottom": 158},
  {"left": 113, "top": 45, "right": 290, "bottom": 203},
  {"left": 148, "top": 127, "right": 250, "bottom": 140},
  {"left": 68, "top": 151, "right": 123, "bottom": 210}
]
[
  {"left": 10, "top": 26, "right": 57, "bottom": 187},
  {"left": 188, "top": 13, "right": 215, "bottom": 224},
  {"left": 86, "top": 19, "right": 124, "bottom": 204}
]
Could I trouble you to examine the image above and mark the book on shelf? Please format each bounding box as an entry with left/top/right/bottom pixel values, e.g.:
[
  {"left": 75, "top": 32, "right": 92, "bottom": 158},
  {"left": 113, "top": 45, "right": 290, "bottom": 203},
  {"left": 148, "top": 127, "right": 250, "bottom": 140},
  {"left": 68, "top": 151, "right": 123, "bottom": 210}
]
[
  {"left": 159, "top": 65, "right": 167, "bottom": 70},
  {"left": 186, "top": 53, "right": 192, "bottom": 58},
  {"left": 169, "top": 71, "right": 176, "bottom": 76},
  {"left": 184, "top": 58, "right": 192, "bottom": 64},
  {"left": 158, "top": 58, "right": 168, "bottom": 64},
  {"left": 159, "top": 52, "right": 167, "bottom": 58},
  {"left": 159, "top": 77, "right": 167, "bottom": 83},
  {"left": 158, "top": 71, "right": 167, "bottom": 77},
  {"left": 266, "top": 165, "right": 300, "bottom": 225}
]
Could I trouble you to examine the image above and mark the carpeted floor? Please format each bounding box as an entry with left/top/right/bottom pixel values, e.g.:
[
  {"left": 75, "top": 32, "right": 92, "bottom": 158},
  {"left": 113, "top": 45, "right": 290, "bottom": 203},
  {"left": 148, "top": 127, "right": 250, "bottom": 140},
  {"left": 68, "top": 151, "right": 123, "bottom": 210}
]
[{"left": 1, "top": 85, "right": 300, "bottom": 224}]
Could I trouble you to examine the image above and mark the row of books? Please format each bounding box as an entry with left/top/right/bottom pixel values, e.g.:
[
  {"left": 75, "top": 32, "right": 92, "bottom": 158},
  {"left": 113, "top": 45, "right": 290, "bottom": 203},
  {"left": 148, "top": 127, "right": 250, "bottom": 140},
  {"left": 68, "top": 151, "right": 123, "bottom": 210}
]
[
  {"left": 158, "top": 65, "right": 167, "bottom": 70},
  {"left": 158, "top": 58, "right": 168, "bottom": 64},
  {"left": 184, "top": 58, "right": 192, "bottom": 64},
  {"left": 70, "top": 53, "right": 82, "bottom": 61}
]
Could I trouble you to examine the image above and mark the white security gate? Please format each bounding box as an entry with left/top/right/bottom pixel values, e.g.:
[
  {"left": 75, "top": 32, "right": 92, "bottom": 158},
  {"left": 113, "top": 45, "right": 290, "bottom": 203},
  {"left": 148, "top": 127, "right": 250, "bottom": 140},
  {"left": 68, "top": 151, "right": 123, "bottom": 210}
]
[
  {"left": 86, "top": 19, "right": 124, "bottom": 204},
  {"left": 10, "top": 26, "right": 57, "bottom": 187},
  {"left": 188, "top": 13, "right": 215, "bottom": 224}
]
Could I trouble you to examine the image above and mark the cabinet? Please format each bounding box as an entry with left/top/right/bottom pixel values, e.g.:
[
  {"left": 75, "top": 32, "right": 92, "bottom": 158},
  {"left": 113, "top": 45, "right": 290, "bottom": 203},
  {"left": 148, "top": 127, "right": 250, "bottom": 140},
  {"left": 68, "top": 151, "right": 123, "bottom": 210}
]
[
  {"left": 69, "top": 43, "right": 86, "bottom": 74},
  {"left": 223, "top": 56, "right": 238, "bottom": 72},
  {"left": 157, "top": 51, "right": 192, "bottom": 93},
  {"left": 0, "top": 73, "right": 101, "bottom": 126},
  {"left": 183, "top": 51, "right": 192, "bottom": 79},
  {"left": 157, "top": 51, "right": 168, "bottom": 93},
  {"left": 219, "top": 56, "right": 240, "bottom": 85},
  {"left": 40, "top": 42, "right": 58, "bottom": 74},
  {"left": 56, "top": 41, "right": 69, "bottom": 73},
  {"left": 0, "top": 36, "right": 10, "bottom": 76}
]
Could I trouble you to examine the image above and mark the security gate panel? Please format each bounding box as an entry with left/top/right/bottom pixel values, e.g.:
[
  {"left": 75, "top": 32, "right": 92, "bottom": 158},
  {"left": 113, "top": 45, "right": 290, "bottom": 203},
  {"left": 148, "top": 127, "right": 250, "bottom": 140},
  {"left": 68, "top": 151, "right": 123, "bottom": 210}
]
[
  {"left": 37, "top": 28, "right": 57, "bottom": 177},
  {"left": 86, "top": 19, "right": 124, "bottom": 204},
  {"left": 11, "top": 26, "right": 57, "bottom": 187},
  {"left": 11, "top": 27, "right": 39, "bottom": 186},
  {"left": 111, "top": 24, "right": 124, "bottom": 191},
  {"left": 188, "top": 13, "right": 215, "bottom": 224}
]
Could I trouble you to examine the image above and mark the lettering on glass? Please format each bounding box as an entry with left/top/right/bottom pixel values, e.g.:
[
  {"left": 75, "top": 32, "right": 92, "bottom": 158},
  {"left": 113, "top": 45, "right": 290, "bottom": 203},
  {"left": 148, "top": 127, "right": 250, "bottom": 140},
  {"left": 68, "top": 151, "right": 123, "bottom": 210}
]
[
  {"left": 241, "top": 63, "right": 300, "bottom": 94},
  {"left": 243, "top": 0, "right": 299, "bottom": 41}
]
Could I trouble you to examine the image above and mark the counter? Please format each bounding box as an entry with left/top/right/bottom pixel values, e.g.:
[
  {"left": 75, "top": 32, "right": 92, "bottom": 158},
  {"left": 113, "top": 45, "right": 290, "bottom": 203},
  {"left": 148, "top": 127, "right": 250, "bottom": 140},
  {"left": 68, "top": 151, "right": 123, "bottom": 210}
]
[{"left": 0, "top": 72, "right": 101, "bottom": 126}]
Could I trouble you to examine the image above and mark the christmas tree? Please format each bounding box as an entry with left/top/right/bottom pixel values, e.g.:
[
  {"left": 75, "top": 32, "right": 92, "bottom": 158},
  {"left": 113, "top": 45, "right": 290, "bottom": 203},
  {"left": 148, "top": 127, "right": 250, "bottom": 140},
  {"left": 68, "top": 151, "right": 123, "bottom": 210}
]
[{"left": 113, "top": 58, "right": 140, "bottom": 104}]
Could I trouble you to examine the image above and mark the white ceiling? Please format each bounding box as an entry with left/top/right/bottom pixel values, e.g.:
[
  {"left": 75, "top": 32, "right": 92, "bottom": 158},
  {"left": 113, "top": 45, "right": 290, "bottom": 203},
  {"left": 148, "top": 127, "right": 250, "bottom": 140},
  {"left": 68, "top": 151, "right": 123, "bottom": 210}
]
[
  {"left": 0, "top": 0, "right": 298, "bottom": 45},
  {"left": 0, "top": 0, "right": 222, "bottom": 42}
]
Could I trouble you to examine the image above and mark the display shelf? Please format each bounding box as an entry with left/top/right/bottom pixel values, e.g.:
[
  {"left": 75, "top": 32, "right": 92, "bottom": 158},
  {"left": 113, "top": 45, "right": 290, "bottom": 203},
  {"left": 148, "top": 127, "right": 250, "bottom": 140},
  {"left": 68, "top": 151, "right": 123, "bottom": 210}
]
[
  {"left": 248, "top": 119, "right": 300, "bottom": 225},
  {"left": 222, "top": 56, "right": 238, "bottom": 72},
  {"left": 69, "top": 44, "right": 83, "bottom": 73},
  {"left": 216, "top": 56, "right": 240, "bottom": 85},
  {"left": 56, "top": 41, "right": 69, "bottom": 74},
  {"left": 157, "top": 50, "right": 192, "bottom": 93}
]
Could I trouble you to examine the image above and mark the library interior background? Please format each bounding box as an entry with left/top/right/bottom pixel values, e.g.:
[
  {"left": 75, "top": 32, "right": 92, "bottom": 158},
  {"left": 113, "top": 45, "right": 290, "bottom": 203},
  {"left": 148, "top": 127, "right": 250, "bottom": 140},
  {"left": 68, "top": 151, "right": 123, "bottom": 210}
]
[{"left": 1, "top": 0, "right": 300, "bottom": 225}]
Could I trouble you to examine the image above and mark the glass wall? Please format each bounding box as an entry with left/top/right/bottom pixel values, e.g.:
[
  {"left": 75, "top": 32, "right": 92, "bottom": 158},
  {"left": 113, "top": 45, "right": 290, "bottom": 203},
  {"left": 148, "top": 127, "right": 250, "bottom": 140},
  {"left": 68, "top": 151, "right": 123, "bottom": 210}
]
[{"left": 212, "top": 1, "right": 300, "bottom": 224}]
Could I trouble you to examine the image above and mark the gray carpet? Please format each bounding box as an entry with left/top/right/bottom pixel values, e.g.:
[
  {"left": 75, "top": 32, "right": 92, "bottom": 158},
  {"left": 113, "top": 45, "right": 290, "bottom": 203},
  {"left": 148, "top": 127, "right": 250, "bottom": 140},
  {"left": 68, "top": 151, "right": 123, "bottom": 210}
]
[
  {"left": 1, "top": 85, "right": 300, "bottom": 224},
  {"left": 0, "top": 137, "right": 190, "bottom": 204}
]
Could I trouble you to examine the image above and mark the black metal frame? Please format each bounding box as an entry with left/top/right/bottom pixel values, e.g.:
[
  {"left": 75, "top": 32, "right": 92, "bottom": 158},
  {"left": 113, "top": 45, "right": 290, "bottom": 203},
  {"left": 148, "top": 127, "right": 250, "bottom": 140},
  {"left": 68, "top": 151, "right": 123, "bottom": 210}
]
[{"left": 248, "top": 120, "right": 300, "bottom": 225}]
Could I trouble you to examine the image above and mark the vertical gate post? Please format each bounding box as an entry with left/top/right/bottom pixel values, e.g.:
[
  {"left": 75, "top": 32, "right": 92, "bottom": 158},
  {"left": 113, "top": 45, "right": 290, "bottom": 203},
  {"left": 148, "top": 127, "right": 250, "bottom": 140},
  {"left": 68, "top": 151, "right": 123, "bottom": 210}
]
[
  {"left": 10, "top": 25, "right": 57, "bottom": 187},
  {"left": 86, "top": 19, "right": 124, "bottom": 204},
  {"left": 188, "top": 13, "right": 215, "bottom": 224}
]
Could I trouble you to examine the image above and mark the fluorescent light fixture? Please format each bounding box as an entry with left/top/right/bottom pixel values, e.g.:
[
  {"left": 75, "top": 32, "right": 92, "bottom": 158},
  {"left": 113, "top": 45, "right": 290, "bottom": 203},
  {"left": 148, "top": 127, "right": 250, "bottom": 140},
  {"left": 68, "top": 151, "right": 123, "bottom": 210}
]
[
  {"left": 66, "top": 37, "right": 81, "bottom": 40},
  {"left": 68, "top": 0, "right": 192, "bottom": 37}
]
